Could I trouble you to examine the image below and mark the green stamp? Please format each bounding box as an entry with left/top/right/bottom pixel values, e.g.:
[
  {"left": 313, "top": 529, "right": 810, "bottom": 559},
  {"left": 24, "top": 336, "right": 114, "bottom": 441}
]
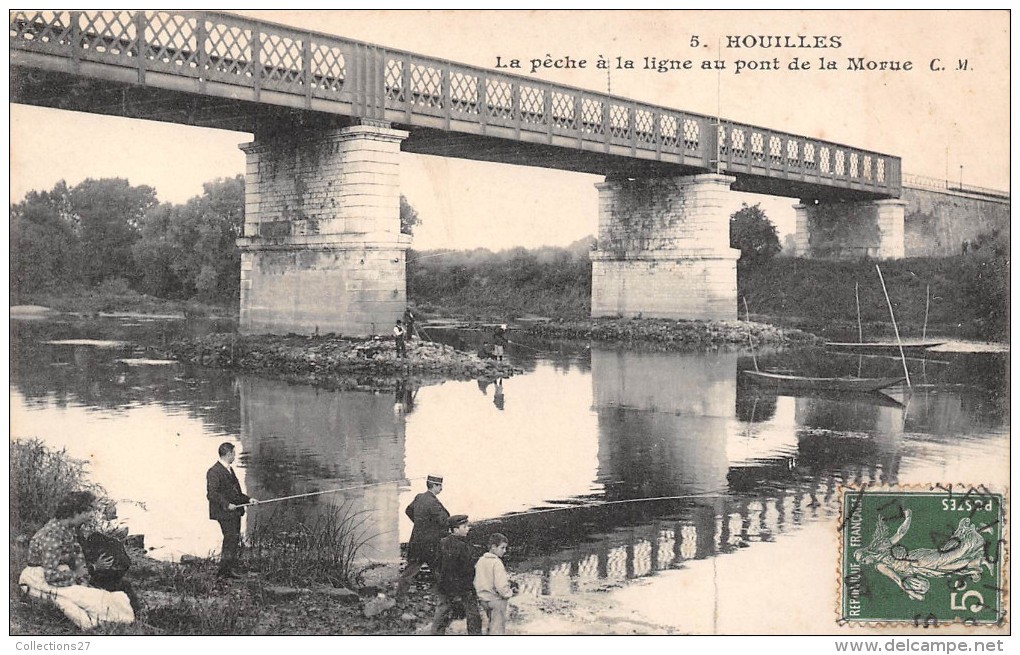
[{"left": 840, "top": 486, "right": 1006, "bottom": 626}]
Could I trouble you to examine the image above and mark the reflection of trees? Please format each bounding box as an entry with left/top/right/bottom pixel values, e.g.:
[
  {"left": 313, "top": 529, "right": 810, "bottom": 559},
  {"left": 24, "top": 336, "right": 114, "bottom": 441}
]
[{"left": 11, "top": 317, "right": 241, "bottom": 433}]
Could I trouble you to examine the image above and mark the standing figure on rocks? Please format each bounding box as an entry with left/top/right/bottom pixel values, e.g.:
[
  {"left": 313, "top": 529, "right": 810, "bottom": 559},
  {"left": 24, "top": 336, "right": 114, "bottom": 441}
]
[
  {"left": 403, "top": 308, "right": 417, "bottom": 340},
  {"left": 431, "top": 515, "right": 482, "bottom": 635},
  {"left": 206, "top": 442, "right": 257, "bottom": 579},
  {"left": 396, "top": 474, "right": 449, "bottom": 597},
  {"left": 493, "top": 324, "right": 509, "bottom": 362},
  {"left": 394, "top": 320, "right": 407, "bottom": 358}
]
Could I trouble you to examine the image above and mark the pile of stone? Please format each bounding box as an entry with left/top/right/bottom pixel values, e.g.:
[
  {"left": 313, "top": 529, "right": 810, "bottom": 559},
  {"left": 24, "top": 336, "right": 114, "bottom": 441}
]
[
  {"left": 161, "top": 333, "right": 518, "bottom": 382},
  {"left": 525, "top": 317, "right": 820, "bottom": 350}
]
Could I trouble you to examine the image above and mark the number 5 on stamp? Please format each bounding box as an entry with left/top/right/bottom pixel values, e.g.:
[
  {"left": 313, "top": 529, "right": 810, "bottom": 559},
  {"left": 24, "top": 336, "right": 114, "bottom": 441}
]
[{"left": 840, "top": 487, "right": 1006, "bottom": 626}]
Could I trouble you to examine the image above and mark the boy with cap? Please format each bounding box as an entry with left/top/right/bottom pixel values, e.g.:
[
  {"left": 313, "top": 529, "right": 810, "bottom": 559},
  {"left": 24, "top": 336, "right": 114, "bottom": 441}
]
[
  {"left": 431, "top": 515, "right": 482, "bottom": 635},
  {"left": 396, "top": 474, "right": 449, "bottom": 597},
  {"left": 474, "top": 533, "right": 512, "bottom": 634}
]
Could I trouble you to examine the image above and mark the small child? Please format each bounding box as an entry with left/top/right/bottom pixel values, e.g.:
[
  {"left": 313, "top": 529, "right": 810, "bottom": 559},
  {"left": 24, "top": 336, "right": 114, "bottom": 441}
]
[
  {"left": 474, "top": 532, "right": 512, "bottom": 635},
  {"left": 431, "top": 515, "right": 482, "bottom": 635}
]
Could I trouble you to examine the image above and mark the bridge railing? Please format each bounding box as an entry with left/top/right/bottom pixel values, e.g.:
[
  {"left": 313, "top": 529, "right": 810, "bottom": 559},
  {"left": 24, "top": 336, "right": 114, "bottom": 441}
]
[
  {"left": 719, "top": 120, "right": 899, "bottom": 196},
  {"left": 902, "top": 173, "right": 1008, "bottom": 199},
  {"left": 11, "top": 9, "right": 900, "bottom": 195}
]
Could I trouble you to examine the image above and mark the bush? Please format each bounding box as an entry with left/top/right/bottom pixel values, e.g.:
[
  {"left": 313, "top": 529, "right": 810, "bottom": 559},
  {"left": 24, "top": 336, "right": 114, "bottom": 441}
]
[
  {"left": 247, "top": 501, "right": 377, "bottom": 588},
  {"left": 10, "top": 438, "right": 106, "bottom": 537},
  {"left": 730, "top": 203, "right": 781, "bottom": 263}
]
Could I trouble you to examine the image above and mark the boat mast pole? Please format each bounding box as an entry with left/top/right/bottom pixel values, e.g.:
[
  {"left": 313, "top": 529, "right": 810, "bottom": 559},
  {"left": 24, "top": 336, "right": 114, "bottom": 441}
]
[
  {"left": 856, "top": 282, "right": 864, "bottom": 377},
  {"left": 855, "top": 282, "right": 863, "bottom": 343},
  {"left": 875, "top": 265, "right": 911, "bottom": 388},
  {"left": 743, "top": 296, "right": 759, "bottom": 372},
  {"left": 922, "top": 284, "right": 930, "bottom": 342}
]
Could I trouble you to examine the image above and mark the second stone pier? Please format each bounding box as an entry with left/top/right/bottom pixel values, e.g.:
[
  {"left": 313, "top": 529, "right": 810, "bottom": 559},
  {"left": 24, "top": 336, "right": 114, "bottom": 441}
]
[{"left": 590, "top": 173, "right": 739, "bottom": 321}]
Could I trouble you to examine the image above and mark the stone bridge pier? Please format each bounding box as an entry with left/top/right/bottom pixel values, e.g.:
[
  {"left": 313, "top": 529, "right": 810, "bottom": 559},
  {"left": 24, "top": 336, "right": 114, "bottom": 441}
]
[
  {"left": 590, "top": 173, "right": 739, "bottom": 321},
  {"left": 236, "top": 121, "right": 409, "bottom": 336},
  {"left": 792, "top": 198, "right": 906, "bottom": 259}
]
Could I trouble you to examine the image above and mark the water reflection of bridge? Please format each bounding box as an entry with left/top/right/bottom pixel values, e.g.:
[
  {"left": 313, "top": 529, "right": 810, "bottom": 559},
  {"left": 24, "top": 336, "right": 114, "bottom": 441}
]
[
  {"left": 228, "top": 347, "right": 982, "bottom": 591},
  {"left": 502, "top": 349, "right": 906, "bottom": 596}
]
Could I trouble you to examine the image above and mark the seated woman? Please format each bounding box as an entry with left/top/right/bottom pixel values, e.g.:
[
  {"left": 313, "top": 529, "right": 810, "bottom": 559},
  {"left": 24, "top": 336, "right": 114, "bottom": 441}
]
[{"left": 20, "top": 491, "right": 134, "bottom": 630}]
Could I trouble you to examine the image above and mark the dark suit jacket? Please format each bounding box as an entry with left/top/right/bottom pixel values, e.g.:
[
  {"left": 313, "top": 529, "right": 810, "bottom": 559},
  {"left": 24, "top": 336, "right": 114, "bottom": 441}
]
[
  {"left": 207, "top": 461, "right": 250, "bottom": 521},
  {"left": 405, "top": 491, "right": 449, "bottom": 565},
  {"left": 437, "top": 533, "right": 479, "bottom": 594}
]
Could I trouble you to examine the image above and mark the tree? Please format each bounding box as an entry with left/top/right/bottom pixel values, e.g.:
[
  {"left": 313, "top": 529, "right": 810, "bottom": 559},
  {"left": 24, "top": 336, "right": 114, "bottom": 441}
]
[
  {"left": 69, "top": 178, "right": 157, "bottom": 284},
  {"left": 400, "top": 195, "right": 420, "bottom": 236},
  {"left": 730, "top": 203, "right": 781, "bottom": 263},
  {"left": 133, "top": 176, "right": 244, "bottom": 302},
  {"left": 10, "top": 182, "right": 78, "bottom": 299}
]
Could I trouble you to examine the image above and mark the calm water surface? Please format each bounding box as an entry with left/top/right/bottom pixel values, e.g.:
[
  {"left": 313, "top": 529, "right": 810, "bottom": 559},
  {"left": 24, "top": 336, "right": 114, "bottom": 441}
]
[{"left": 10, "top": 316, "right": 1009, "bottom": 631}]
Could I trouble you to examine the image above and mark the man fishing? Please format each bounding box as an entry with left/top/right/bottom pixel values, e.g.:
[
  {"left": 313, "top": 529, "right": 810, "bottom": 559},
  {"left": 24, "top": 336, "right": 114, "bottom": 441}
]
[
  {"left": 206, "top": 443, "right": 258, "bottom": 579},
  {"left": 395, "top": 474, "right": 449, "bottom": 597}
]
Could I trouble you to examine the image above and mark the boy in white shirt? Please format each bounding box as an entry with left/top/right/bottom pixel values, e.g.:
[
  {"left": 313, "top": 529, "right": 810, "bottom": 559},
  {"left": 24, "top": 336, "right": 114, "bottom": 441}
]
[{"left": 473, "top": 532, "right": 513, "bottom": 634}]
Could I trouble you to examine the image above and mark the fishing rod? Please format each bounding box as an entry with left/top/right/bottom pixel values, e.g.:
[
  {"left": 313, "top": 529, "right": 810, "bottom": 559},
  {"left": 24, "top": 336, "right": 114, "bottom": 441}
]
[
  {"left": 473, "top": 490, "right": 729, "bottom": 524},
  {"left": 239, "top": 476, "right": 426, "bottom": 508}
]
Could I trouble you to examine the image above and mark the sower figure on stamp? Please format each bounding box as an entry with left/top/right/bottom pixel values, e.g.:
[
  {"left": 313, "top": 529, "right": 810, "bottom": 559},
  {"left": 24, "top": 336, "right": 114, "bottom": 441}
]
[
  {"left": 206, "top": 442, "right": 257, "bottom": 579},
  {"left": 431, "top": 514, "right": 482, "bottom": 635},
  {"left": 396, "top": 474, "right": 449, "bottom": 597}
]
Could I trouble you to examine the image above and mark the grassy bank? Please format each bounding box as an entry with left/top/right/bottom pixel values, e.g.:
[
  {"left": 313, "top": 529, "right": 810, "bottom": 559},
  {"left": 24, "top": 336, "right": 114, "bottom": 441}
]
[
  {"left": 15, "top": 280, "right": 233, "bottom": 318},
  {"left": 9, "top": 439, "right": 437, "bottom": 635},
  {"left": 409, "top": 248, "right": 1008, "bottom": 342},
  {"left": 738, "top": 255, "right": 1009, "bottom": 341}
]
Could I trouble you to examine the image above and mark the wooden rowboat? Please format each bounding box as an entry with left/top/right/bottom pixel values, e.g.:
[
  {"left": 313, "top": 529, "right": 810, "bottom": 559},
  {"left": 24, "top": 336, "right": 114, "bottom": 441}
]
[
  {"left": 743, "top": 369, "right": 906, "bottom": 393},
  {"left": 825, "top": 342, "right": 944, "bottom": 356}
]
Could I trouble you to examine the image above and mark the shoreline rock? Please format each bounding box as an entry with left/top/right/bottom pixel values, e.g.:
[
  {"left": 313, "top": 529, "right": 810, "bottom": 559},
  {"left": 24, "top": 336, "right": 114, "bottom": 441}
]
[
  {"left": 161, "top": 333, "right": 519, "bottom": 387},
  {"left": 522, "top": 317, "right": 821, "bottom": 349}
]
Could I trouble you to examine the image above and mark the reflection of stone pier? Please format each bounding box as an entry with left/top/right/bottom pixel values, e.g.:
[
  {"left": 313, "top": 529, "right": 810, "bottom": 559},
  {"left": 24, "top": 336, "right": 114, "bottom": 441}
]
[
  {"left": 236, "top": 376, "right": 406, "bottom": 561},
  {"left": 592, "top": 349, "right": 737, "bottom": 497}
]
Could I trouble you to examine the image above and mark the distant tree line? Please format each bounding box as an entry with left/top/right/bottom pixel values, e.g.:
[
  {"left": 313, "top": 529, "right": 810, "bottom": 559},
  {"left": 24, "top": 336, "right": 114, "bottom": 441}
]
[
  {"left": 407, "top": 239, "right": 595, "bottom": 319},
  {"left": 10, "top": 176, "right": 244, "bottom": 304},
  {"left": 10, "top": 176, "right": 421, "bottom": 305}
]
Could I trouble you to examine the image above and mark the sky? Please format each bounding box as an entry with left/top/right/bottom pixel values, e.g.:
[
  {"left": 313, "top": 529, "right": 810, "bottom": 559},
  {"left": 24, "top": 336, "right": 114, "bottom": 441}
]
[{"left": 9, "top": 10, "right": 1010, "bottom": 250}]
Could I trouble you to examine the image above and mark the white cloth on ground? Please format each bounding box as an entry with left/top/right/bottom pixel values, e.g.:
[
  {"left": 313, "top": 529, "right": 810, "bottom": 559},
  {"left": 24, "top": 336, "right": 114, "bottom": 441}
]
[{"left": 19, "top": 566, "right": 134, "bottom": 630}]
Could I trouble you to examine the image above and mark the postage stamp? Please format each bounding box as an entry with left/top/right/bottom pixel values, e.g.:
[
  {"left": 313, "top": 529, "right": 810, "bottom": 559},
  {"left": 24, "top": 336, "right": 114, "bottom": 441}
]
[{"left": 839, "top": 485, "right": 1007, "bottom": 627}]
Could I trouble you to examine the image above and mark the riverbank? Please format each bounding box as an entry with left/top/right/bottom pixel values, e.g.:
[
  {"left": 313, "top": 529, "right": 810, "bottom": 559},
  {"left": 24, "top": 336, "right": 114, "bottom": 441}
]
[
  {"left": 15, "top": 287, "right": 233, "bottom": 319},
  {"left": 8, "top": 439, "right": 457, "bottom": 636},
  {"left": 10, "top": 539, "right": 453, "bottom": 635}
]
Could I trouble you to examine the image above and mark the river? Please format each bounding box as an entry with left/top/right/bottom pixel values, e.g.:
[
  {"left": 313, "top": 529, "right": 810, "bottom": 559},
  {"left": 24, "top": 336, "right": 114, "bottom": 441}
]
[{"left": 9, "top": 314, "right": 1009, "bottom": 634}]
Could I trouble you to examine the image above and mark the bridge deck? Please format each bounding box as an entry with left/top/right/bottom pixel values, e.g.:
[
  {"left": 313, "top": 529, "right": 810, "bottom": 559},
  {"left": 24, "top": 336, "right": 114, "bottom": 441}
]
[{"left": 11, "top": 10, "right": 900, "bottom": 199}]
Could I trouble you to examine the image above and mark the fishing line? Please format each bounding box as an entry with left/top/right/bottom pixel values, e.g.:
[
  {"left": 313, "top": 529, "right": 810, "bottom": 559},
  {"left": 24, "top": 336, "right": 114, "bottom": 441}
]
[
  {"left": 240, "top": 476, "right": 427, "bottom": 508},
  {"left": 473, "top": 490, "right": 729, "bottom": 524}
]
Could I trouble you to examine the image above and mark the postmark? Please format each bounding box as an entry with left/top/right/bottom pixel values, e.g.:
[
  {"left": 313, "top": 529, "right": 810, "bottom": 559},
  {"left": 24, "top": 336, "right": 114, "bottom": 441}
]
[{"left": 839, "top": 485, "right": 1007, "bottom": 627}]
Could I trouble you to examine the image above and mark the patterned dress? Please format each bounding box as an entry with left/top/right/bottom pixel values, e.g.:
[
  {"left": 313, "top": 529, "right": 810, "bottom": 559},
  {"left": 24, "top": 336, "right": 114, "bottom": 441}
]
[{"left": 28, "top": 519, "right": 88, "bottom": 587}]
